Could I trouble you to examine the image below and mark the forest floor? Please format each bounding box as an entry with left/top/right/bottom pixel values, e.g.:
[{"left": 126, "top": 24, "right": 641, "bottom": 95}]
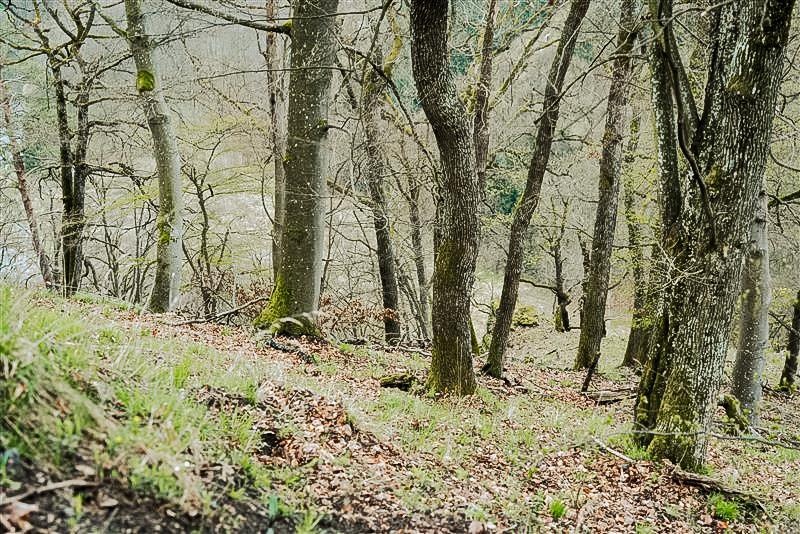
[{"left": 1, "top": 287, "right": 799, "bottom": 533}]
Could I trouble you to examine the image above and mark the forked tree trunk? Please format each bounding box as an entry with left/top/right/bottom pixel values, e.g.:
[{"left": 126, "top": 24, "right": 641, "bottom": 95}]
[
  {"left": 575, "top": 0, "right": 637, "bottom": 369},
  {"left": 779, "top": 290, "right": 800, "bottom": 391},
  {"left": 125, "top": 0, "right": 184, "bottom": 313},
  {"left": 410, "top": 0, "right": 480, "bottom": 395},
  {"left": 731, "top": 188, "right": 770, "bottom": 426},
  {"left": 484, "top": 0, "right": 591, "bottom": 378},
  {"left": 473, "top": 0, "right": 497, "bottom": 199},
  {"left": 635, "top": 0, "right": 795, "bottom": 471},
  {"left": 0, "top": 73, "right": 55, "bottom": 288},
  {"left": 255, "top": 0, "right": 339, "bottom": 335}
]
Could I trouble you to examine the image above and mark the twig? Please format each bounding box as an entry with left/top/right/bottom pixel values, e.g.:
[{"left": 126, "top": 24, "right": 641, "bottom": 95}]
[
  {"left": 172, "top": 297, "right": 268, "bottom": 326},
  {"left": 591, "top": 437, "right": 635, "bottom": 463},
  {"left": 0, "top": 479, "right": 97, "bottom": 507}
]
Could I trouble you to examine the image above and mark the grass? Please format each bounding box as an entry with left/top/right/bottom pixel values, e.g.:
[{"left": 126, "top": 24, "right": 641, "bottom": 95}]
[
  {"left": 3, "top": 285, "right": 800, "bottom": 531},
  {"left": 0, "top": 287, "right": 311, "bottom": 527}
]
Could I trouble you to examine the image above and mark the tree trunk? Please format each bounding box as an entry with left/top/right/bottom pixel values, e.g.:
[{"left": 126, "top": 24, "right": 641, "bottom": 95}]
[
  {"left": 265, "top": 0, "right": 286, "bottom": 281},
  {"left": 575, "top": 0, "right": 637, "bottom": 369},
  {"left": 730, "top": 188, "right": 770, "bottom": 426},
  {"left": 484, "top": 0, "right": 591, "bottom": 378},
  {"left": 49, "top": 63, "right": 86, "bottom": 296},
  {"left": 621, "top": 116, "right": 650, "bottom": 368},
  {"left": 779, "top": 290, "right": 800, "bottom": 391},
  {"left": 406, "top": 175, "right": 431, "bottom": 341},
  {"left": 636, "top": 0, "right": 795, "bottom": 471},
  {"left": 0, "top": 74, "right": 55, "bottom": 288},
  {"left": 125, "top": 0, "right": 184, "bottom": 313},
  {"left": 362, "top": 54, "right": 401, "bottom": 344},
  {"left": 255, "top": 0, "right": 339, "bottom": 336},
  {"left": 410, "top": 0, "right": 480, "bottom": 395},
  {"left": 473, "top": 0, "right": 497, "bottom": 199}
]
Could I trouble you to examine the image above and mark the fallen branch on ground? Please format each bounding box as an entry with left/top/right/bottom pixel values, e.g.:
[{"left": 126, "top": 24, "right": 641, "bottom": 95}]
[
  {"left": 0, "top": 479, "right": 97, "bottom": 507},
  {"left": 173, "top": 297, "right": 269, "bottom": 326}
]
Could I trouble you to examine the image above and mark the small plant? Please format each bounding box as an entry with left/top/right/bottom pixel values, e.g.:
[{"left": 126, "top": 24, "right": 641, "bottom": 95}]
[
  {"left": 708, "top": 493, "right": 740, "bottom": 522},
  {"left": 635, "top": 523, "right": 655, "bottom": 534},
  {"left": 549, "top": 497, "right": 567, "bottom": 521}
]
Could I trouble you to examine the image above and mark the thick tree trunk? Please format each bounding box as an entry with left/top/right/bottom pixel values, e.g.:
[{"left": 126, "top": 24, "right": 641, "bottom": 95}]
[
  {"left": 484, "top": 0, "right": 591, "bottom": 378},
  {"left": 125, "top": 0, "right": 184, "bottom": 313},
  {"left": 779, "top": 290, "right": 800, "bottom": 391},
  {"left": 731, "top": 188, "right": 770, "bottom": 426},
  {"left": 636, "top": 0, "right": 795, "bottom": 471},
  {"left": 575, "top": 0, "right": 637, "bottom": 369},
  {"left": 0, "top": 74, "right": 55, "bottom": 288},
  {"left": 255, "top": 0, "right": 339, "bottom": 336},
  {"left": 410, "top": 0, "right": 480, "bottom": 395}
]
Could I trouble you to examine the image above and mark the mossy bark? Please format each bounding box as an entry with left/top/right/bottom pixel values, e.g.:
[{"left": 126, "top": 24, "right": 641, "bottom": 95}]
[
  {"left": 125, "top": 0, "right": 184, "bottom": 313},
  {"left": 256, "top": 0, "right": 340, "bottom": 336},
  {"left": 411, "top": 0, "right": 480, "bottom": 395},
  {"left": 635, "top": 0, "right": 795, "bottom": 471}
]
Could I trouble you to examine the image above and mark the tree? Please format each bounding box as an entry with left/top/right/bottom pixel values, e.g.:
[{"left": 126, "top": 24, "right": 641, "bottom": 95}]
[
  {"left": 634, "top": 0, "right": 796, "bottom": 470},
  {"left": 574, "top": 0, "right": 637, "bottom": 369},
  {"left": 730, "top": 187, "right": 771, "bottom": 426},
  {"left": 484, "top": 0, "right": 592, "bottom": 378},
  {"left": 0, "top": 71, "right": 55, "bottom": 288},
  {"left": 410, "top": 0, "right": 480, "bottom": 395},
  {"left": 255, "top": 0, "right": 340, "bottom": 335},
  {"left": 779, "top": 290, "right": 800, "bottom": 392},
  {"left": 124, "top": 0, "right": 184, "bottom": 313}
]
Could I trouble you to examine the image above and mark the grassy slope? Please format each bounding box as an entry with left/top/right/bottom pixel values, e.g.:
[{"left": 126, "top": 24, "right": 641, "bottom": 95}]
[{"left": 1, "top": 285, "right": 799, "bottom": 532}]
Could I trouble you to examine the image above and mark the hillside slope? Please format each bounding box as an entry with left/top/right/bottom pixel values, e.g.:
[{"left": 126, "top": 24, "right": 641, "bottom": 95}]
[{"left": 1, "top": 287, "right": 799, "bottom": 532}]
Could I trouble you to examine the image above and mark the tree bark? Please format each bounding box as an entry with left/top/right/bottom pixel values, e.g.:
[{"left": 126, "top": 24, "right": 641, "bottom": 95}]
[
  {"left": 635, "top": 0, "right": 796, "bottom": 471},
  {"left": 574, "top": 0, "right": 637, "bottom": 369},
  {"left": 779, "top": 290, "right": 800, "bottom": 391},
  {"left": 484, "top": 0, "right": 591, "bottom": 378},
  {"left": 410, "top": 0, "right": 480, "bottom": 395},
  {"left": 362, "top": 48, "right": 401, "bottom": 344},
  {"left": 255, "top": 0, "right": 339, "bottom": 335},
  {"left": 473, "top": 0, "right": 497, "bottom": 199},
  {"left": 265, "top": 0, "right": 286, "bottom": 281},
  {"left": 730, "top": 188, "right": 770, "bottom": 426},
  {"left": 125, "top": 0, "right": 184, "bottom": 313},
  {"left": 0, "top": 73, "right": 55, "bottom": 288}
]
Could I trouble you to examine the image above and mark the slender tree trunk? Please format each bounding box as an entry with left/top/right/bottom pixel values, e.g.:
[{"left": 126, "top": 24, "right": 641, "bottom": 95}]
[
  {"left": 484, "top": 0, "right": 591, "bottom": 378},
  {"left": 473, "top": 0, "right": 497, "bottom": 199},
  {"left": 411, "top": 0, "right": 480, "bottom": 395},
  {"left": 362, "top": 59, "right": 401, "bottom": 344},
  {"left": 255, "top": 0, "right": 339, "bottom": 335},
  {"left": 52, "top": 64, "right": 79, "bottom": 294},
  {"left": 0, "top": 74, "right": 55, "bottom": 288},
  {"left": 575, "top": 0, "right": 637, "bottom": 369},
  {"left": 265, "top": 0, "right": 286, "bottom": 281},
  {"left": 125, "top": 0, "right": 184, "bottom": 313},
  {"left": 731, "top": 188, "right": 770, "bottom": 426},
  {"left": 407, "top": 175, "right": 430, "bottom": 341},
  {"left": 620, "top": 117, "right": 651, "bottom": 368},
  {"left": 779, "top": 290, "right": 800, "bottom": 391},
  {"left": 636, "top": 0, "right": 795, "bottom": 471}
]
